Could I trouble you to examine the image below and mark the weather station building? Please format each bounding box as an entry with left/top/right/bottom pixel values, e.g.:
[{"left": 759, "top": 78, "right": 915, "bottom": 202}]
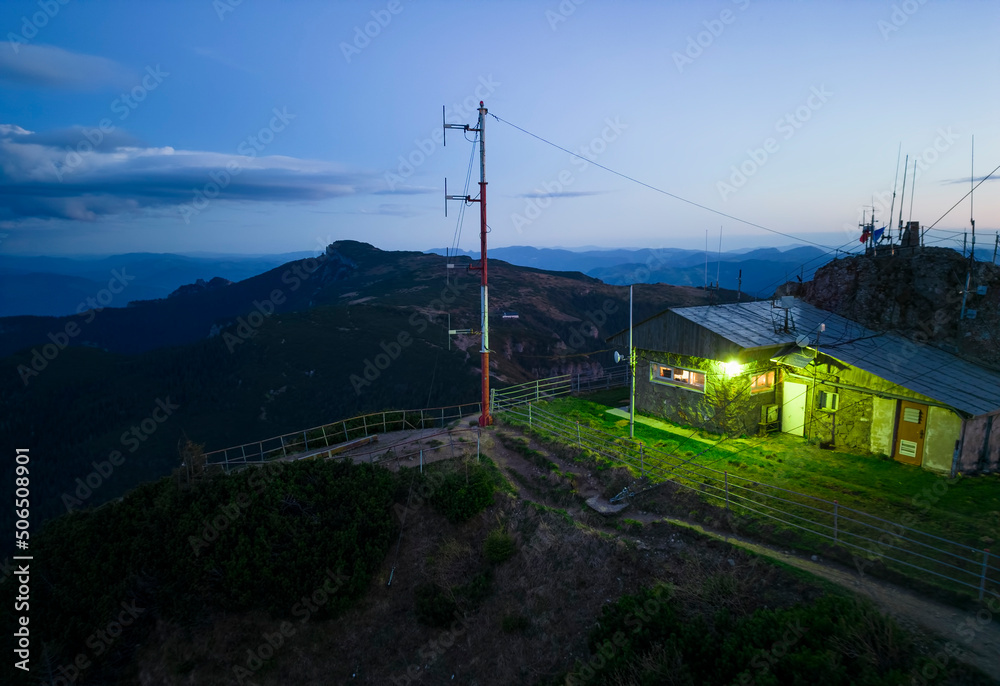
[{"left": 609, "top": 298, "right": 1000, "bottom": 475}]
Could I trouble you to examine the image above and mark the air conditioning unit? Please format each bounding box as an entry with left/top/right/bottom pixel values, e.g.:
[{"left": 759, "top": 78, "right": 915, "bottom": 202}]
[{"left": 818, "top": 390, "right": 839, "bottom": 412}]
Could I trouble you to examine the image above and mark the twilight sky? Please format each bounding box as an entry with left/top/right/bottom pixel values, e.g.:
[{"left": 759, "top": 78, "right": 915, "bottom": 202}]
[{"left": 0, "top": 0, "right": 997, "bottom": 257}]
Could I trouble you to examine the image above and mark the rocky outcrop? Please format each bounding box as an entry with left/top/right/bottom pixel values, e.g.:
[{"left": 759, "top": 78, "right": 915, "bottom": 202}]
[
  {"left": 788, "top": 247, "right": 1000, "bottom": 366},
  {"left": 168, "top": 276, "right": 233, "bottom": 298}
]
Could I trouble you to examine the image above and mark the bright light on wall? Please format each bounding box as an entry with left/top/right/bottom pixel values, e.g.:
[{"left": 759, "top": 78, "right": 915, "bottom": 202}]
[{"left": 722, "top": 361, "right": 744, "bottom": 377}]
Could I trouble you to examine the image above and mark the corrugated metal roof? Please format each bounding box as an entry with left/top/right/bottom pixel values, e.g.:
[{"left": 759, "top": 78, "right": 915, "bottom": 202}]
[{"left": 661, "top": 299, "right": 1000, "bottom": 417}]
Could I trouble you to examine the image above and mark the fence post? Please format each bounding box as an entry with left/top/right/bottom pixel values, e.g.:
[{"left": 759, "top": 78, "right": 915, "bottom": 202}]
[
  {"left": 834, "top": 500, "right": 839, "bottom": 544},
  {"left": 577, "top": 421, "right": 582, "bottom": 447},
  {"left": 383, "top": 412, "right": 387, "bottom": 434},
  {"left": 343, "top": 421, "right": 349, "bottom": 442},
  {"left": 420, "top": 449, "right": 423, "bottom": 473},
  {"left": 980, "top": 549, "right": 991, "bottom": 601},
  {"left": 640, "top": 442, "right": 644, "bottom": 478},
  {"left": 529, "top": 404, "right": 533, "bottom": 427},
  {"left": 535, "top": 379, "right": 540, "bottom": 402},
  {"left": 362, "top": 414, "right": 368, "bottom": 437},
  {"left": 725, "top": 471, "right": 729, "bottom": 511}
]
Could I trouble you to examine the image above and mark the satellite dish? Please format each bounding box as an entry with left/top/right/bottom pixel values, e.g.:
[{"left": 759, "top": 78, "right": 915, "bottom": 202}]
[
  {"left": 614, "top": 351, "right": 623, "bottom": 364},
  {"left": 795, "top": 334, "right": 810, "bottom": 348}
]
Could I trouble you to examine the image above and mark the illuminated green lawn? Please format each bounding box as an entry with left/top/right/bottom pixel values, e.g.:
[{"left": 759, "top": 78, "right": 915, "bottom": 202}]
[{"left": 537, "top": 392, "right": 1000, "bottom": 550}]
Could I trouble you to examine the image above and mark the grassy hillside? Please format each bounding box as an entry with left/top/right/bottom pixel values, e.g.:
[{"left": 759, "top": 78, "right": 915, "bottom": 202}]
[
  {"left": 1, "top": 241, "right": 740, "bottom": 548},
  {"left": 2, "top": 434, "right": 992, "bottom": 685}
]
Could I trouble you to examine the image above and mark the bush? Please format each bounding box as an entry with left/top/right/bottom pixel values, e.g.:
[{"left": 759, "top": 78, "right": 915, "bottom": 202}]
[
  {"left": 5, "top": 460, "right": 398, "bottom": 686},
  {"left": 427, "top": 457, "right": 504, "bottom": 523},
  {"left": 563, "top": 588, "right": 974, "bottom": 686},
  {"left": 483, "top": 528, "right": 516, "bottom": 564}
]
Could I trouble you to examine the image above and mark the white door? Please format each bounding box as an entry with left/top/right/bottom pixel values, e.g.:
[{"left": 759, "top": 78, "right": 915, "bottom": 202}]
[{"left": 782, "top": 382, "right": 808, "bottom": 436}]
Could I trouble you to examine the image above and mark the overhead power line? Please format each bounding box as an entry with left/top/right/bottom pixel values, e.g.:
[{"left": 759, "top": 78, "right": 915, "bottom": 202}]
[{"left": 490, "top": 112, "right": 839, "bottom": 252}]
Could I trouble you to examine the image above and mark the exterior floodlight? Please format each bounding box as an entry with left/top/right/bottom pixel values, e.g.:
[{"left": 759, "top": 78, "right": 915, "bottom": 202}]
[
  {"left": 722, "top": 361, "right": 743, "bottom": 377},
  {"left": 614, "top": 350, "right": 624, "bottom": 364}
]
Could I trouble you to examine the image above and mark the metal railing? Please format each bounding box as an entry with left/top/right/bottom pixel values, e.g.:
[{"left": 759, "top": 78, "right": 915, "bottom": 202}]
[
  {"left": 204, "top": 402, "right": 481, "bottom": 471},
  {"left": 501, "top": 401, "right": 999, "bottom": 602},
  {"left": 491, "top": 367, "right": 627, "bottom": 412}
]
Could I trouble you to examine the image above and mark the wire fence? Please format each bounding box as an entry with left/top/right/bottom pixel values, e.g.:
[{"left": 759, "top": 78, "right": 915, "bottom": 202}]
[
  {"left": 500, "top": 401, "right": 999, "bottom": 603},
  {"left": 491, "top": 367, "right": 627, "bottom": 412},
  {"left": 203, "top": 402, "right": 482, "bottom": 471}
]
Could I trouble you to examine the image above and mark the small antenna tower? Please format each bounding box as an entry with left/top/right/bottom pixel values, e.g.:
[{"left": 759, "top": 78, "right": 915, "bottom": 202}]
[
  {"left": 444, "top": 102, "right": 492, "bottom": 426},
  {"left": 887, "top": 143, "right": 901, "bottom": 245},
  {"left": 896, "top": 154, "right": 909, "bottom": 254}
]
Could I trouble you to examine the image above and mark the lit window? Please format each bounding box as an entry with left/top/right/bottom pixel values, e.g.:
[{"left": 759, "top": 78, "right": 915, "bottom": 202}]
[
  {"left": 750, "top": 370, "right": 775, "bottom": 393},
  {"left": 651, "top": 364, "right": 705, "bottom": 392}
]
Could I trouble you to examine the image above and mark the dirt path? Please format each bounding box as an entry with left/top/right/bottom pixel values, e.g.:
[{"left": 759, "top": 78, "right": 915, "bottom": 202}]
[
  {"left": 668, "top": 516, "right": 1000, "bottom": 681},
  {"left": 486, "top": 425, "right": 1000, "bottom": 683}
]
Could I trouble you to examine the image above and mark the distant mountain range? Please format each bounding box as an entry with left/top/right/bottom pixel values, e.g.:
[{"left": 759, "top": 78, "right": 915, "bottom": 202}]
[
  {"left": 0, "top": 241, "right": 744, "bottom": 545},
  {"left": 427, "top": 245, "right": 833, "bottom": 297},
  {"left": 0, "top": 251, "right": 317, "bottom": 317}
]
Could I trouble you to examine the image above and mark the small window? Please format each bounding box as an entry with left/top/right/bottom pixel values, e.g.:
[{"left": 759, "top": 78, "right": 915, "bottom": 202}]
[
  {"left": 903, "top": 407, "right": 922, "bottom": 423},
  {"left": 818, "top": 390, "right": 839, "bottom": 412},
  {"left": 651, "top": 364, "right": 705, "bottom": 392},
  {"left": 750, "top": 370, "right": 775, "bottom": 393}
]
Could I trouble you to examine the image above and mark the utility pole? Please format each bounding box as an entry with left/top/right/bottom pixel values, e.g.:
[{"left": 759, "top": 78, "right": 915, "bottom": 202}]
[
  {"left": 445, "top": 102, "right": 492, "bottom": 426},
  {"left": 961, "top": 138, "right": 976, "bottom": 327},
  {"left": 970, "top": 136, "right": 976, "bottom": 262},
  {"left": 629, "top": 284, "right": 634, "bottom": 440}
]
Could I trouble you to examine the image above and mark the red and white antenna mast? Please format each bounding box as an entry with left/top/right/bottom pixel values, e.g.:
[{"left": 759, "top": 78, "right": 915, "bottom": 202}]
[{"left": 445, "top": 101, "right": 492, "bottom": 426}]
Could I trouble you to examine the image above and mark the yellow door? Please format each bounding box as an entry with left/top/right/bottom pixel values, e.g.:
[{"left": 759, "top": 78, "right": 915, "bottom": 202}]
[{"left": 895, "top": 400, "right": 927, "bottom": 466}]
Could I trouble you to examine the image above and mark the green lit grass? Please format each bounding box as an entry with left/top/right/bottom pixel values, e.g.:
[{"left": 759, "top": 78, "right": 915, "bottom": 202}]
[{"left": 536, "top": 395, "right": 1000, "bottom": 552}]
